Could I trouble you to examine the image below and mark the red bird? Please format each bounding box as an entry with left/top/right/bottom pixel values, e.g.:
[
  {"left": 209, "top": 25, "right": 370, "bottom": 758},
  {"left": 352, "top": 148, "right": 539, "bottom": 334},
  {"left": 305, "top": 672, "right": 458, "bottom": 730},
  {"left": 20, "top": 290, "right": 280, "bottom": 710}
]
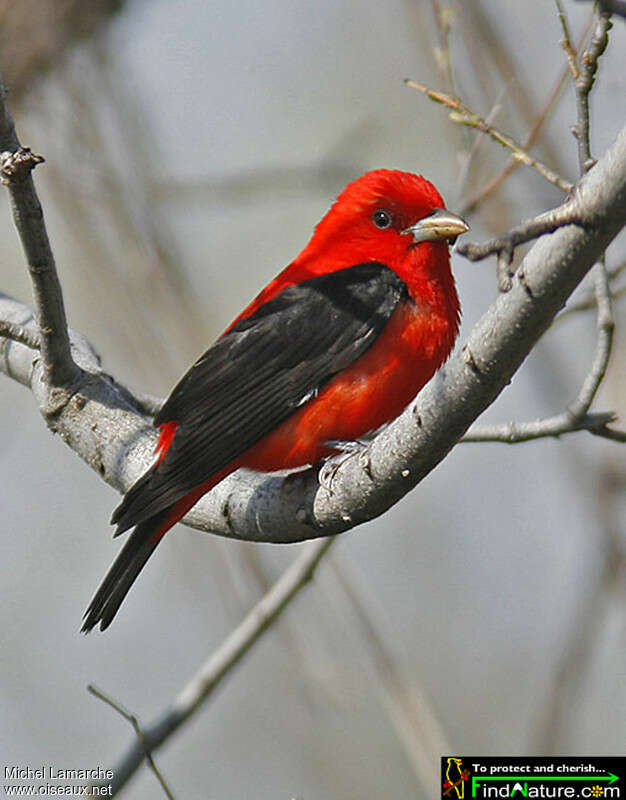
[{"left": 82, "top": 169, "right": 468, "bottom": 631}]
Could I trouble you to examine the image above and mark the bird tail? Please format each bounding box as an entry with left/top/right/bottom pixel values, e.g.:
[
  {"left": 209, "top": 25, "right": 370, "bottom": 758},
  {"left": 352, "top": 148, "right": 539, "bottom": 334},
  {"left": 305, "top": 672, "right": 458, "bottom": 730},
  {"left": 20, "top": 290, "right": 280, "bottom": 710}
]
[
  {"left": 81, "top": 488, "right": 204, "bottom": 632},
  {"left": 81, "top": 513, "right": 168, "bottom": 633},
  {"left": 82, "top": 461, "right": 233, "bottom": 632}
]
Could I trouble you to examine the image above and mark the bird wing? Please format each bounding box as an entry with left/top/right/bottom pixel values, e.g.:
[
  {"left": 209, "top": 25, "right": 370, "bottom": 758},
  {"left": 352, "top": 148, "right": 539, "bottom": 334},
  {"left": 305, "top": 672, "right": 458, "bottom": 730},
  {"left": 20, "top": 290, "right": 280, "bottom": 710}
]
[{"left": 113, "top": 262, "right": 407, "bottom": 532}]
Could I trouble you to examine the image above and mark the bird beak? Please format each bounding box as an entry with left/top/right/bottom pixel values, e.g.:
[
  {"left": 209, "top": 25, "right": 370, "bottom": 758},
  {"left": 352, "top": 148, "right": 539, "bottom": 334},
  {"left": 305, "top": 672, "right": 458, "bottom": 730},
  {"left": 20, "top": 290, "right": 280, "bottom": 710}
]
[{"left": 402, "top": 209, "right": 470, "bottom": 245}]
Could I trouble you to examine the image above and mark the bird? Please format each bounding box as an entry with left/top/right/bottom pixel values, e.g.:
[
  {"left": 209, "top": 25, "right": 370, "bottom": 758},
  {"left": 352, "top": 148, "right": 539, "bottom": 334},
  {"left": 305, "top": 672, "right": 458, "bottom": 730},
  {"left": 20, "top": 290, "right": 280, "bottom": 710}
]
[{"left": 82, "top": 168, "right": 468, "bottom": 632}]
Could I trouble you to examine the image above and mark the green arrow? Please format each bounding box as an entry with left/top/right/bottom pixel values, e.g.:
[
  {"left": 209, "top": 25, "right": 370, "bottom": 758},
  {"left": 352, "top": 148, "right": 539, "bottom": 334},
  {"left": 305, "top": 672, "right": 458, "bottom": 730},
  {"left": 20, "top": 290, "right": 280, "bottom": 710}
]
[{"left": 472, "top": 773, "right": 619, "bottom": 795}]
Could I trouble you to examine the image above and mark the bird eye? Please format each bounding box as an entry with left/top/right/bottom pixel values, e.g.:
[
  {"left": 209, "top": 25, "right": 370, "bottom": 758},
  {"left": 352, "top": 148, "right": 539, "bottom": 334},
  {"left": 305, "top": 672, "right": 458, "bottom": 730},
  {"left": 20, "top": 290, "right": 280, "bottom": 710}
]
[{"left": 372, "top": 209, "right": 393, "bottom": 229}]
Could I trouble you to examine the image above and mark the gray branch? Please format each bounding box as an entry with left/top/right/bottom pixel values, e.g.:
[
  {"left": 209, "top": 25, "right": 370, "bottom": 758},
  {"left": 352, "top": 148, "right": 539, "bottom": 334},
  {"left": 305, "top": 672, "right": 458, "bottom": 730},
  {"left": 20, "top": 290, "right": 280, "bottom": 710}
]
[
  {"left": 2, "top": 124, "right": 625, "bottom": 544},
  {"left": 462, "top": 411, "right": 621, "bottom": 444},
  {"left": 0, "top": 86, "right": 79, "bottom": 393},
  {"left": 0, "top": 318, "right": 40, "bottom": 349},
  {"left": 457, "top": 201, "right": 589, "bottom": 291},
  {"left": 573, "top": 11, "right": 612, "bottom": 172}
]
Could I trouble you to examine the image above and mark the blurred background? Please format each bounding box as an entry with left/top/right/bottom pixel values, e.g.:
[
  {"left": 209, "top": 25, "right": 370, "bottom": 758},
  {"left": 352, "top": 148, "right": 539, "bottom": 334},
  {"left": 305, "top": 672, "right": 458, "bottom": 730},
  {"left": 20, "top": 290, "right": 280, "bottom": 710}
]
[{"left": 0, "top": 1, "right": 625, "bottom": 798}]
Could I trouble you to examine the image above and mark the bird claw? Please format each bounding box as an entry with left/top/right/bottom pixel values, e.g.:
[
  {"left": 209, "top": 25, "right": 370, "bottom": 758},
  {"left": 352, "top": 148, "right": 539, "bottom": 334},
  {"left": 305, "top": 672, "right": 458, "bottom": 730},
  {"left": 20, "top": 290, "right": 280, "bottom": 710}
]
[{"left": 319, "top": 439, "right": 371, "bottom": 493}]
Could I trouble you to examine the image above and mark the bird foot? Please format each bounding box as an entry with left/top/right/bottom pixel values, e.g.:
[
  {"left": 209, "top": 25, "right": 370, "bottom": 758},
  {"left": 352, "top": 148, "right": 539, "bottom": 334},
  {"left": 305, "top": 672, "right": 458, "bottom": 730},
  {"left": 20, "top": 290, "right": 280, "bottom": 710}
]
[{"left": 319, "top": 439, "right": 371, "bottom": 493}]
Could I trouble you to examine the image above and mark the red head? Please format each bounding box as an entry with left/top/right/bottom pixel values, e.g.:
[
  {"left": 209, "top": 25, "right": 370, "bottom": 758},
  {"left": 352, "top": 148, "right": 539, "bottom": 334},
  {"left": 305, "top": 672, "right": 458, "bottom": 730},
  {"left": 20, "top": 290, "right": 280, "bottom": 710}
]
[
  {"left": 233, "top": 169, "right": 468, "bottom": 328},
  {"left": 294, "top": 169, "right": 468, "bottom": 288}
]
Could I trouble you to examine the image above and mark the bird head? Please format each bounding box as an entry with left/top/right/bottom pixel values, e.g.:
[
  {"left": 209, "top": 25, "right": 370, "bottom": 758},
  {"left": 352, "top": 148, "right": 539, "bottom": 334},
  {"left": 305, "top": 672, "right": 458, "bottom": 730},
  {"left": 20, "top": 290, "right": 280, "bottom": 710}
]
[{"left": 298, "top": 169, "right": 469, "bottom": 281}]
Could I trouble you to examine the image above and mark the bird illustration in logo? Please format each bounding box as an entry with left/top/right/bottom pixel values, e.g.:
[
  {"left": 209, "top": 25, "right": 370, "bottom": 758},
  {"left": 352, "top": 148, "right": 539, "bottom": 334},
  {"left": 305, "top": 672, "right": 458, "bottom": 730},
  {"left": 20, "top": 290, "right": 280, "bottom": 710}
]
[{"left": 443, "top": 758, "right": 470, "bottom": 798}]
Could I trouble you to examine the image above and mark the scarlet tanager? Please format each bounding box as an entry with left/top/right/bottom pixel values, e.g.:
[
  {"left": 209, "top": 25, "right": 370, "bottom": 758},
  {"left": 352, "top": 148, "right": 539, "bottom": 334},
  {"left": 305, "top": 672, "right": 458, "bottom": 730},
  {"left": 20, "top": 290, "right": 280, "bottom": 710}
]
[{"left": 82, "top": 169, "right": 468, "bottom": 632}]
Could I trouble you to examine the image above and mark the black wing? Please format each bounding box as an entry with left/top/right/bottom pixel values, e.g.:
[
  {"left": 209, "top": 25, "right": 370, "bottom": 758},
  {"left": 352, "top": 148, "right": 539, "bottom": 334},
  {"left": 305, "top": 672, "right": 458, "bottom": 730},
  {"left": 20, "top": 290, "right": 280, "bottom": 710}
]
[{"left": 113, "top": 262, "right": 407, "bottom": 532}]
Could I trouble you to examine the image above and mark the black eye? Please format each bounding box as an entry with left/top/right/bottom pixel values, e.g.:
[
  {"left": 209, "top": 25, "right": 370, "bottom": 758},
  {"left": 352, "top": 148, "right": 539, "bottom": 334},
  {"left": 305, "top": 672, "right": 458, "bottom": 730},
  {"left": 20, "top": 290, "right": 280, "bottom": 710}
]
[{"left": 372, "top": 209, "right": 393, "bottom": 229}]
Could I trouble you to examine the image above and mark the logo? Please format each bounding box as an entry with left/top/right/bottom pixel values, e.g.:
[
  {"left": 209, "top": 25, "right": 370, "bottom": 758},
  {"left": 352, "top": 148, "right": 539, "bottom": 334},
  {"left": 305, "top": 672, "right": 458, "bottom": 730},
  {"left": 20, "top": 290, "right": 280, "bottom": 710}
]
[{"left": 441, "top": 756, "right": 623, "bottom": 799}]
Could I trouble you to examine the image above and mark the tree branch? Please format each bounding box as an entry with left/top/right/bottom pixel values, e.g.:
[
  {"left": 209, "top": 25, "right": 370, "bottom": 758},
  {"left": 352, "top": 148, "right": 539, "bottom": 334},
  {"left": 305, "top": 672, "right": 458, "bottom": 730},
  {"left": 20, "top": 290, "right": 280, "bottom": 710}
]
[
  {"left": 87, "top": 685, "right": 175, "bottom": 799},
  {"left": 462, "top": 411, "right": 623, "bottom": 444},
  {"left": 555, "top": 0, "right": 581, "bottom": 80},
  {"left": 0, "top": 85, "right": 80, "bottom": 394},
  {"left": 569, "top": 261, "right": 614, "bottom": 418},
  {"left": 0, "top": 318, "right": 40, "bottom": 349},
  {"left": 456, "top": 201, "right": 587, "bottom": 291},
  {"left": 573, "top": 10, "right": 612, "bottom": 172}
]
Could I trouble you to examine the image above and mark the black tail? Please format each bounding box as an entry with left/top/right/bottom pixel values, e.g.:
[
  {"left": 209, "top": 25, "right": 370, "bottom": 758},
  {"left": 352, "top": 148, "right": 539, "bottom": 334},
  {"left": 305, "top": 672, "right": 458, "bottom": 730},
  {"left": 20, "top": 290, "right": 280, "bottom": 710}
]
[{"left": 82, "top": 512, "right": 167, "bottom": 633}]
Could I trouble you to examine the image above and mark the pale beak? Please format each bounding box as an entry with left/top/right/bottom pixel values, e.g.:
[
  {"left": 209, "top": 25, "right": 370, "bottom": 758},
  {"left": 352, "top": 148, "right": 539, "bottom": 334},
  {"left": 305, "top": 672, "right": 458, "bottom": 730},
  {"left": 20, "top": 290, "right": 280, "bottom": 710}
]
[{"left": 402, "top": 209, "right": 470, "bottom": 245}]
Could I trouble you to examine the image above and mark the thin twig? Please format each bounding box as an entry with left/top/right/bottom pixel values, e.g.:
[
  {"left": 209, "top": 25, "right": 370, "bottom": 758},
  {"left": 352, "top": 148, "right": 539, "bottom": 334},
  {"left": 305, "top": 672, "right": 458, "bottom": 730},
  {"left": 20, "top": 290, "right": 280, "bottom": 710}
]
[
  {"left": 555, "top": 0, "right": 581, "bottom": 79},
  {"left": 405, "top": 79, "right": 573, "bottom": 194},
  {"left": 457, "top": 201, "right": 586, "bottom": 290},
  {"left": 592, "top": 427, "right": 626, "bottom": 443},
  {"left": 573, "top": 11, "right": 612, "bottom": 172},
  {"left": 87, "top": 685, "right": 175, "bottom": 799},
  {"left": 458, "top": 203, "right": 586, "bottom": 262},
  {"left": 567, "top": 261, "right": 615, "bottom": 420},
  {"left": 0, "top": 85, "right": 79, "bottom": 390},
  {"left": 90, "top": 538, "right": 334, "bottom": 796},
  {"left": 0, "top": 318, "right": 40, "bottom": 349},
  {"left": 461, "top": 411, "right": 624, "bottom": 444}
]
